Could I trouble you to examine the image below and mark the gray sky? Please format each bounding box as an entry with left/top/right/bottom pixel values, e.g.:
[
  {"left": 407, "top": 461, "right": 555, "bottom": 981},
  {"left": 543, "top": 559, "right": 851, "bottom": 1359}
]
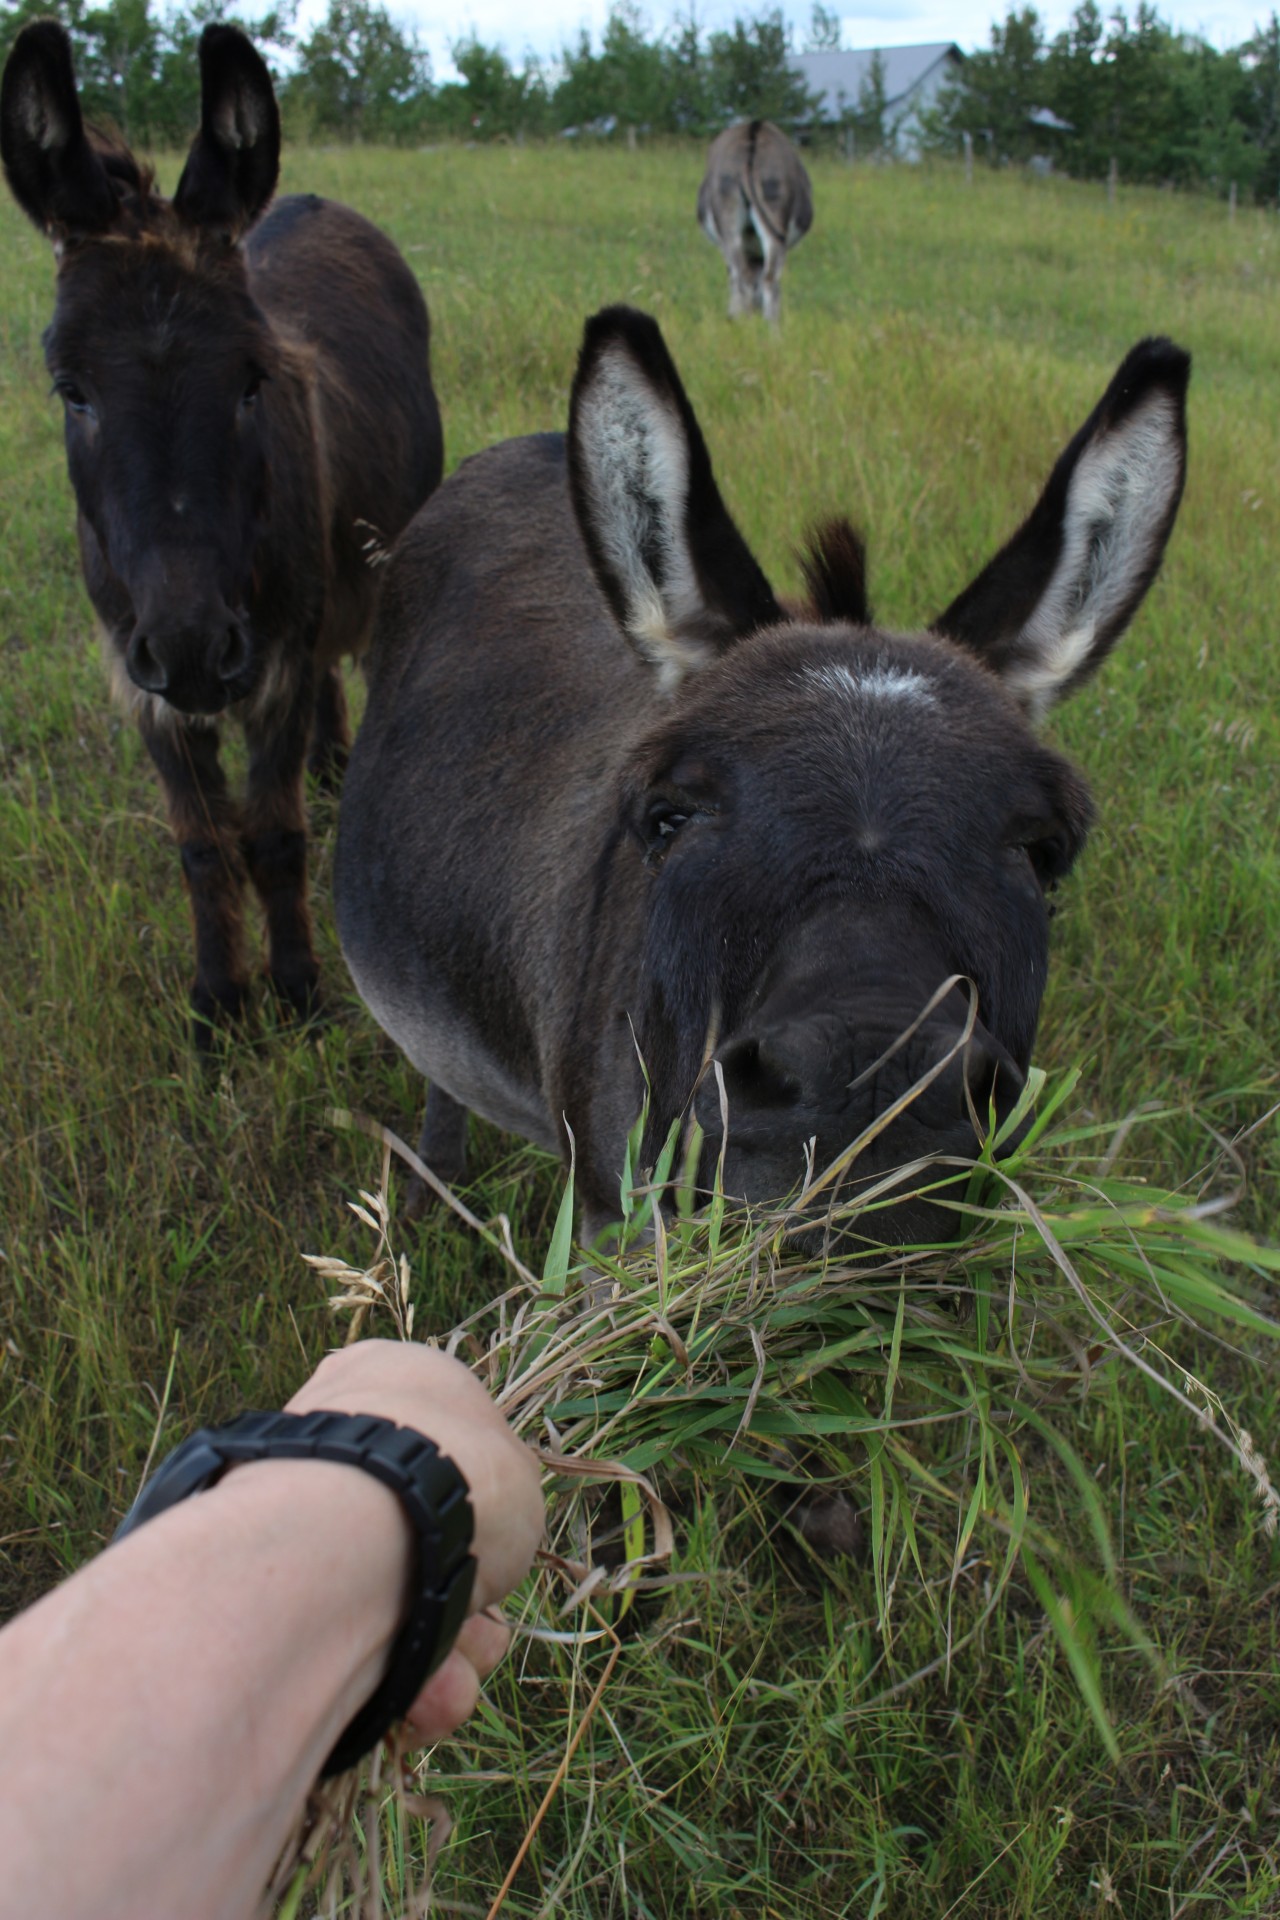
[{"left": 386, "top": 0, "right": 1274, "bottom": 82}]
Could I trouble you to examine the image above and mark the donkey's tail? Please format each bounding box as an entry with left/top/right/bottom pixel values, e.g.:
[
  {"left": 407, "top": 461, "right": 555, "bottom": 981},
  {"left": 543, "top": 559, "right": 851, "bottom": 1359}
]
[{"left": 745, "top": 119, "right": 788, "bottom": 248}]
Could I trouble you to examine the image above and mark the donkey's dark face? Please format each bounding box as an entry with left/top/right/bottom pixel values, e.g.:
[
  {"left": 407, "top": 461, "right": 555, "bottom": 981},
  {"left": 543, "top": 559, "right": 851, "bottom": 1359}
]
[
  {"left": 558, "top": 307, "right": 1188, "bottom": 1239},
  {"left": 47, "top": 234, "right": 277, "bottom": 713},
  {"left": 620, "top": 626, "right": 1092, "bottom": 1234},
  {"left": 2, "top": 18, "right": 283, "bottom": 716}
]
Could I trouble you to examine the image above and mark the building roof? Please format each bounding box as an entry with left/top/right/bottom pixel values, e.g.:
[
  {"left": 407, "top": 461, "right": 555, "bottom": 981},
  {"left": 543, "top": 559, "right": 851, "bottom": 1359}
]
[{"left": 792, "top": 43, "right": 964, "bottom": 120}]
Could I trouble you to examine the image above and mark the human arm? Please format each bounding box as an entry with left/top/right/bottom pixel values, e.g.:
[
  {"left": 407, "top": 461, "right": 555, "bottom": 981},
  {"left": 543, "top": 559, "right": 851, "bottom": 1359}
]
[{"left": 0, "top": 1342, "right": 543, "bottom": 1920}]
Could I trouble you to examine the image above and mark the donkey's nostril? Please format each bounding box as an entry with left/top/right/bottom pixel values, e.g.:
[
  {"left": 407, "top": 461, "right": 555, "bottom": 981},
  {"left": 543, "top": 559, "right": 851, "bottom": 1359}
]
[
  {"left": 126, "top": 630, "right": 167, "bottom": 693},
  {"left": 717, "top": 1033, "right": 803, "bottom": 1110},
  {"left": 215, "top": 624, "right": 251, "bottom": 684}
]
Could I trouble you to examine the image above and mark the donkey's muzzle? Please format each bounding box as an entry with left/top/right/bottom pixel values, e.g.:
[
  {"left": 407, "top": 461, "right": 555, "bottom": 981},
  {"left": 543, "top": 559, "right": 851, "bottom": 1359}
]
[
  {"left": 126, "top": 605, "right": 254, "bottom": 714},
  {"left": 694, "top": 998, "right": 1027, "bottom": 1238}
]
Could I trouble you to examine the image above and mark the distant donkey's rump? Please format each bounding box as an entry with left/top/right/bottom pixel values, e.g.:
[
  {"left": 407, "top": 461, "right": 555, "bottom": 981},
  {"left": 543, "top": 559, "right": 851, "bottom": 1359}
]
[
  {"left": 1, "top": 21, "right": 443, "bottom": 1044},
  {"left": 335, "top": 307, "right": 1188, "bottom": 1245},
  {"left": 698, "top": 119, "right": 813, "bottom": 322}
]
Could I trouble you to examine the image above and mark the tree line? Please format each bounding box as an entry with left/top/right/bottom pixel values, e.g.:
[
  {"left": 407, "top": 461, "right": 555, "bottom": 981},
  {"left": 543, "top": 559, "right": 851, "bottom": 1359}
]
[
  {"left": 0, "top": 0, "right": 815, "bottom": 146},
  {"left": 1, "top": 0, "right": 1276, "bottom": 202},
  {"left": 922, "top": 3, "right": 1280, "bottom": 203}
]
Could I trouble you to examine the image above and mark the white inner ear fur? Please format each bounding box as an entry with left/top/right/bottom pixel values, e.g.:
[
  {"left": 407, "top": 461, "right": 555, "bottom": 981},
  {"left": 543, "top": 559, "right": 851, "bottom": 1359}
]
[
  {"left": 213, "top": 91, "right": 256, "bottom": 150},
  {"left": 14, "top": 71, "right": 68, "bottom": 152},
  {"left": 1005, "top": 390, "right": 1182, "bottom": 720},
  {"left": 577, "top": 349, "right": 714, "bottom": 689}
]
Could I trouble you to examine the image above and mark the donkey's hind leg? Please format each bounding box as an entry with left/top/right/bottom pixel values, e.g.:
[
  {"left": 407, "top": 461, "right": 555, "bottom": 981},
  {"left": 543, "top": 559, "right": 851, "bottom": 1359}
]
[
  {"left": 722, "top": 231, "right": 758, "bottom": 317},
  {"left": 756, "top": 223, "right": 785, "bottom": 324},
  {"left": 403, "top": 1082, "right": 470, "bottom": 1220}
]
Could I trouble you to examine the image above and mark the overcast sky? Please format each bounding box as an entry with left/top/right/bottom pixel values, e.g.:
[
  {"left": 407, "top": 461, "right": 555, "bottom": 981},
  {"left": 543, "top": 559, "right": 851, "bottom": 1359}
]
[{"left": 383, "top": 0, "right": 1275, "bottom": 83}]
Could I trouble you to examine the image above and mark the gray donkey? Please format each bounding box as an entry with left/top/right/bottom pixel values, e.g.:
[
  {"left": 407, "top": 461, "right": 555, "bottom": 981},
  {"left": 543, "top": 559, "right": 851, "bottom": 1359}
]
[
  {"left": 698, "top": 120, "right": 813, "bottom": 321},
  {"left": 336, "top": 307, "right": 1188, "bottom": 1246}
]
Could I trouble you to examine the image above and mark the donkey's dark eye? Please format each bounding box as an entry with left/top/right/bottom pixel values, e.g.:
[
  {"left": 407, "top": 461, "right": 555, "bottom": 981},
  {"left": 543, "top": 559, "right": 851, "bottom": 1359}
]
[
  {"left": 53, "top": 377, "right": 92, "bottom": 416},
  {"left": 1022, "top": 830, "right": 1073, "bottom": 889},
  {"left": 240, "top": 374, "right": 266, "bottom": 409},
  {"left": 643, "top": 799, "right": 694, "bottom": 862}
]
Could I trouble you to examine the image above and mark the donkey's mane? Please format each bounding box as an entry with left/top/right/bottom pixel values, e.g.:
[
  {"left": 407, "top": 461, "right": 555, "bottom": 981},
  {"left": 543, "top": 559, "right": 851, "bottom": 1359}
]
[
  {"left": 800, "top": 517, "right": 871, "bottom": 627},
  {"left": 85, "top": 121, "right": 156, "bottom": 205}
]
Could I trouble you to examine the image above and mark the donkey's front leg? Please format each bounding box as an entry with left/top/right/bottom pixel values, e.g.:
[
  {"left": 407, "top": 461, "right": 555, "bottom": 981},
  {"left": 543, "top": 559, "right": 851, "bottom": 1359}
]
[
  {"left": 403, "top": 1081, "right": 470, "bottom": 1220},
  {"left": 140, "top": 711, "right": 249, "bottom": 1047},
  {"left": 308, "top": 661, "right": 350, "bottom": 794},
  {"left": 244, "top": 683, "right": 321, "bottom": 1023}
]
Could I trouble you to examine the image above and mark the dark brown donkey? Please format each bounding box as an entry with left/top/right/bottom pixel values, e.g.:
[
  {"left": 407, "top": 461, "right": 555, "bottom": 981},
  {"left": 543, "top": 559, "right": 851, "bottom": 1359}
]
[
  {"left": 336, "top": 307, "right": 1188, "bottom": 1245},
  {"left": 1, "top": 21, "right": 442, "bottom": 1042}
]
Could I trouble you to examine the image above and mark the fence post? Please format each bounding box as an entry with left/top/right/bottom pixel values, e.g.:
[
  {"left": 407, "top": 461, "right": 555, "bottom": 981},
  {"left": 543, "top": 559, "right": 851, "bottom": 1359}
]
[
  {"left": 1108, "top": 154, "right": 1118, "bottom": 204},
  {"left": 963, "top": 129, "right": 973, "bottom": 183}
]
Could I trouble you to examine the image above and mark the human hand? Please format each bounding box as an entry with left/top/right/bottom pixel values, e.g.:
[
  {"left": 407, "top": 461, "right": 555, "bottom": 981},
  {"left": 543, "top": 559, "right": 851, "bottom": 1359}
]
[{"left": 285, "top": 1341, "right": 543, "bottom": 1741}]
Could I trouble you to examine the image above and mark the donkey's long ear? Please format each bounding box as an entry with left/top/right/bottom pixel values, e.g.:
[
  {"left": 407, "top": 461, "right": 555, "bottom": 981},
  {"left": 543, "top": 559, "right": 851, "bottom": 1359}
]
[
  {"left": 173, "top": 25, "right": 278, "bottom": 237},
  {"left": 934, "top": 338, "right": 1190, "bottom": 719},
  {"left": 1, "top": 21, "right": 118, "bottom": 238},
  {"left": 568, "top": 305, "right": 781, "bottom": 687}
]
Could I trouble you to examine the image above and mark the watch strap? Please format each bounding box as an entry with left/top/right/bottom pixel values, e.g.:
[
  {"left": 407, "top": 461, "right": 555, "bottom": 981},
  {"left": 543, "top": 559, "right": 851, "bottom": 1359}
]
[{"left": 113, "top": 1408, "right": 477, "bottom": 1778}]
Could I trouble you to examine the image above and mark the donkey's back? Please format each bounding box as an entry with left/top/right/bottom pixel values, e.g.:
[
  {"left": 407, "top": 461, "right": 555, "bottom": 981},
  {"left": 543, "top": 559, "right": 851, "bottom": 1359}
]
[{"left": 244, "top": 192, "right": 441, "bottom": 667}]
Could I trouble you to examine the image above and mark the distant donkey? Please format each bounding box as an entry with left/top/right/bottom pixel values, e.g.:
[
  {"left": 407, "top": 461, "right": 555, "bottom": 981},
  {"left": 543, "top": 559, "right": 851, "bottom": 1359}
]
[
  {"left": 698, "top": 120, "right": 813, "bottom": 322},
  {"left": 336, "top": 306, "right": 1189, "bottom": 1244},
  {"left": 1, "top": 21, "right": 443, "bottom": 1044}
]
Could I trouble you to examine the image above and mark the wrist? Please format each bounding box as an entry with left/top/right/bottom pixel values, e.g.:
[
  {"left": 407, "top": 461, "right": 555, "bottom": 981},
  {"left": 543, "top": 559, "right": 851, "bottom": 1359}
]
[
  {"left": 211, "top": 1453, "right": 413, "bottom": 1732},
  {"left": 114, "top": 1408, "right": 477, "bottom": 1776}
]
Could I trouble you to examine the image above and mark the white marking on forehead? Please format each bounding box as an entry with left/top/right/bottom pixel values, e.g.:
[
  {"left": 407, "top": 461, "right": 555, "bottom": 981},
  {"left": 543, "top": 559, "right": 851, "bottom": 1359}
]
[{"left": 803, "top": 661, "right": 938, "bottom": 708}]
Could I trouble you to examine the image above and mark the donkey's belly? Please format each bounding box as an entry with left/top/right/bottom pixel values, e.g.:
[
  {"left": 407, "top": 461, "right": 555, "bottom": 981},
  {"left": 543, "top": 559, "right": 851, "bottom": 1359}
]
[{"left": 349, "top": 959, "right": 559, "bottom": 1155}]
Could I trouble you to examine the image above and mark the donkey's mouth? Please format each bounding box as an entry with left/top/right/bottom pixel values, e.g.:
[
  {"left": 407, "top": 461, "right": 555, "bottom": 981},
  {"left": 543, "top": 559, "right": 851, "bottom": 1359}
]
[{"left": 156, "top": 671, "right": 254, "bottom": 717}]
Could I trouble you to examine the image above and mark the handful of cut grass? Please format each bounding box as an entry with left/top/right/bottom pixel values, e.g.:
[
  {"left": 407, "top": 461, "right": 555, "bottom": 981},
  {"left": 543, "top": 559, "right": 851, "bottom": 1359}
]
[{"left": 274, "top": 1068, "right": 1280, "bottom": 1918}]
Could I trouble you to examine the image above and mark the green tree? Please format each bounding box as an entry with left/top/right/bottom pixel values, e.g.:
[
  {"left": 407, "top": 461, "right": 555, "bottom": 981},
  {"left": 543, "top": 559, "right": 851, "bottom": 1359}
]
[
  {"left": 948, "top": 6, "right": 1046, "bottom": 163},
  {"left": 1099, "top": 2, "right": 1180, "bottom": 180},
  {"left": 554, "top": 4, "right": 671, "bottom": 134},
  {"left": 853, "top": 48, "right": 889, "bottom": 154},
  {"left": 705, "top": 8, "right": 816, "bottom": 126},
  {"left": 805, "top": 3, "right": 840, "bottom": 52},
  {"left": 664, "top": 13, "right": 714, "bottom": 132},
  {"left": 1042, "top": 0, "right": 1107, "bottom": 173},
  {"left": 1239, "top": 10, "right": 1280, "bottom": 199},
  {"left": 287, "top": 0, "right": 430, "bottom": 141},
  {"left": 433, "top": 37, "right": 547, "bottom": 139}
]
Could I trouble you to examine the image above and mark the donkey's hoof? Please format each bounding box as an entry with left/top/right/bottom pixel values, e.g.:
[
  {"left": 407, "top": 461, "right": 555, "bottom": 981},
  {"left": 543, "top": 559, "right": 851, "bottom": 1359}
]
[
  {"left": 190, "top": 978, "right": 250, "bottom": 1055},
  {"left": 402, "top": 1161, "right": 466, "bottom": 1223},
  {"left": 782, "top": 1486, "right": 865, "bottom": 1563},
  {"left": 268, "top": 967, "right": 325, "bottom": 1031}
]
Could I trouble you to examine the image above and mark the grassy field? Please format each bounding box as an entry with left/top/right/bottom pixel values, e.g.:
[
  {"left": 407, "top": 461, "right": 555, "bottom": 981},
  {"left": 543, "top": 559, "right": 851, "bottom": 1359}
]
[{"left": 1, "top": 145, "right": 1278, "bottom": 1915}]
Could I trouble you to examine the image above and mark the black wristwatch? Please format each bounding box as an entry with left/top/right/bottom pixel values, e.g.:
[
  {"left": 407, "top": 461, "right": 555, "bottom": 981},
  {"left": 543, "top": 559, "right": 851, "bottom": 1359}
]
[{"left": 113, "top": 1408, "right": 477, "bottom": 1777}]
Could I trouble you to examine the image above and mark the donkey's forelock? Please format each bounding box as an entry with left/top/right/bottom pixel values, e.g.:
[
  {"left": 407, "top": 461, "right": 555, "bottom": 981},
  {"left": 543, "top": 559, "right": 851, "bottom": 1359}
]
[
  {"left": 799, "top": 518, "right": 871, "bottom": 627},
  {"left": 86, "top": 126, "right": 155, "bottom": 206},
  {"left": 801, "top": 659, "right": 938, "bottom": 710}
]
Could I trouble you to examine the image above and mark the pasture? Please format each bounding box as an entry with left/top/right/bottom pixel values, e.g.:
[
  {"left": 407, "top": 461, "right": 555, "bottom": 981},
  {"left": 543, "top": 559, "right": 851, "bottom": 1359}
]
[{"left": 1, "top": 144, "right": 1278, "bottom": 1915}]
